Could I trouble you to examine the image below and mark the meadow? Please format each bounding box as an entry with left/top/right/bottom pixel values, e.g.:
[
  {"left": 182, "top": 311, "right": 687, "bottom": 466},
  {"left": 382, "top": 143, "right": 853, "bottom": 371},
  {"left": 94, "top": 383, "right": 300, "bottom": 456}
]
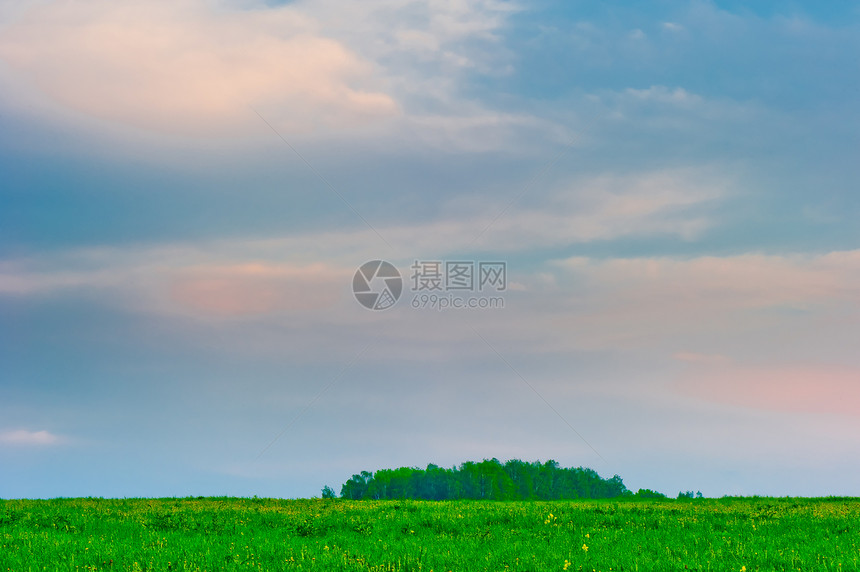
[{"left": 0, "top": 497, "right": 857, "bottom": 571}]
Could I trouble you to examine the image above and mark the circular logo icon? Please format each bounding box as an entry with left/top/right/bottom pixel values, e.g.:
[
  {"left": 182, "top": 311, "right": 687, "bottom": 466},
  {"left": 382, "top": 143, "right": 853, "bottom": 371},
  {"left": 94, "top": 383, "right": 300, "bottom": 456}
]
[{"left": 352, "top": 260, "right": 402, "bottom": 310}]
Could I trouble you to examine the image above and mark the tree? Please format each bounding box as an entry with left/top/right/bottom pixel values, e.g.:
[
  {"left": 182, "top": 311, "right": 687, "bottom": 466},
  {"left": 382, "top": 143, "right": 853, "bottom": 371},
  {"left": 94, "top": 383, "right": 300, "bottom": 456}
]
[
  {"left": 635, "top": 488, "right": 666, "bottom": 499},
  {"left": 321, "top": 486, "right": 336, "bottom": 499},
  {"left": 340, "top": 471, "right": 373, "bottom": 500},
  {"left": 333, "top": 459, "right": 639, "bottom": 501}
]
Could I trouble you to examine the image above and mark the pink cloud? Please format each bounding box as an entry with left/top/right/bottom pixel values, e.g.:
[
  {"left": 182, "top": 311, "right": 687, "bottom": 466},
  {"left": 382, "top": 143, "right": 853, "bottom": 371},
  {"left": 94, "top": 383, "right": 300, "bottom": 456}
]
[
  {"left": 0, "top": 429, "right": 62, "bottom": 446},
  {"left": 0, "top": 0, "right": 397, "bottom": 135},
  {"left": 574, "top": 253, "right": 851, "bottom": 308},
  {"left": 168, "top": 263, "right": 347, "bottom": 316},
  {"left": 549, "top": 251, "right": 860, "bottom": 348},
  {"left": 675, "top": 365, "right": 860, "bottom": 417}
]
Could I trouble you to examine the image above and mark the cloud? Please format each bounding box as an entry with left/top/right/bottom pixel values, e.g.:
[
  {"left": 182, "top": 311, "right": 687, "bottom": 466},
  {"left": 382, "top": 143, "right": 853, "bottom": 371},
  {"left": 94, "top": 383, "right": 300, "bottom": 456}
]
[
  {"left": 0, "top": 167, "right": 726, "bottom": 303},
  {"left": 556, "top": 251, "right": 860, "bottom": 312},
  {"left": 306, "top": 0, "right": 517, "bottom": 63},
  {"left": 590, "top": 84, "right": 764, "bottom": 131},
  {"left": 0, "top": 0, "right": 529, "bottom": 146},
  {"left": 402, "top": 108, "right": 555, "bottom": 152},
  {"left": 0, "top": 0, "right": 398, "bottom": 135},
  {"left": 0, "top": 429, "right": 63, "bottom": 446},
  {"left": 2, "top": 229, "right": 859, "bottom": 389},
  {"left": 624, "top": 86, "right": 702, "bottom": 105},
  {"left": 168, "top": 263, "right": 349, "bottom": 316},
  {"left": 394, "top": 167, "right": 725, "bottom": 251},
  {"left": 675, "top": 366, "right": 860, "bottom": 417},
  {"left": 518, "top": 249, "right": 860, "bottom": 356},
  {"left": 8, "top": 168, "right": 859, "bottom": 364},
  {"left": 674, "top": 352, "right": 731, "bottom": 366},
  {"left": 0, "top": 0, "right": 549, "bottom": 154},
  {"left": 0, "top": 267, "right": 124, "bottom": 295}
]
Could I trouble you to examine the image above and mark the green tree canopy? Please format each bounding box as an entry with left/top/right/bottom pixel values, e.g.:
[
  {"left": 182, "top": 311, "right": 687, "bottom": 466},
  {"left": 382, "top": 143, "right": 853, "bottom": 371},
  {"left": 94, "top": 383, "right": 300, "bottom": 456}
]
[{"left": 338, "top": 459, "right": 639, "bottom": 501}]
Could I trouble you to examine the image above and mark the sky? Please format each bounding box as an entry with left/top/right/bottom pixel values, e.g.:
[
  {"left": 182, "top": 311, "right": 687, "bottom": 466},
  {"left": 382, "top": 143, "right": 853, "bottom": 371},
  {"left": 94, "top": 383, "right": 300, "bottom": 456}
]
[{"left": 1, "top": 0, "right": 859, "bottom": 499}]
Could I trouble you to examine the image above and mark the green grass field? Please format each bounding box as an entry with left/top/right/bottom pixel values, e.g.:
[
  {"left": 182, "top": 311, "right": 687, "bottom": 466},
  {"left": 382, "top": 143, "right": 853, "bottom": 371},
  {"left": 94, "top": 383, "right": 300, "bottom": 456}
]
[{"left": 1, "top": 497, "right": 857, "bottom": 571}]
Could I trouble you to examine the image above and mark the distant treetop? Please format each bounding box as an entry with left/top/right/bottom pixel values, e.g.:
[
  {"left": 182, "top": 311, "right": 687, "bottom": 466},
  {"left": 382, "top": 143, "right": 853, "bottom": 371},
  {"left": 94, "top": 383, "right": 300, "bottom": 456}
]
[{"left": 337, "top": 458, "right": 644, "bottom": 501}]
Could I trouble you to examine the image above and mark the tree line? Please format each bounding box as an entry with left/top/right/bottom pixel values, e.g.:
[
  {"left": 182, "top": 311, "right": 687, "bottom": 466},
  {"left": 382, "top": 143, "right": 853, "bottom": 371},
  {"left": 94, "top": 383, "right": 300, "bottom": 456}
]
[{"left": 330, "top": 458, "right": 667, "bottom": 501}]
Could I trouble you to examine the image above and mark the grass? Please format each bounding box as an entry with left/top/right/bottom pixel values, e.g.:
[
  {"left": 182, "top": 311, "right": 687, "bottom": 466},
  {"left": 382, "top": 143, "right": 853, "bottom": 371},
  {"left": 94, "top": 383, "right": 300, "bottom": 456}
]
[{"left": 1, "top": 497, "right": 857, "bottom": 571}]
